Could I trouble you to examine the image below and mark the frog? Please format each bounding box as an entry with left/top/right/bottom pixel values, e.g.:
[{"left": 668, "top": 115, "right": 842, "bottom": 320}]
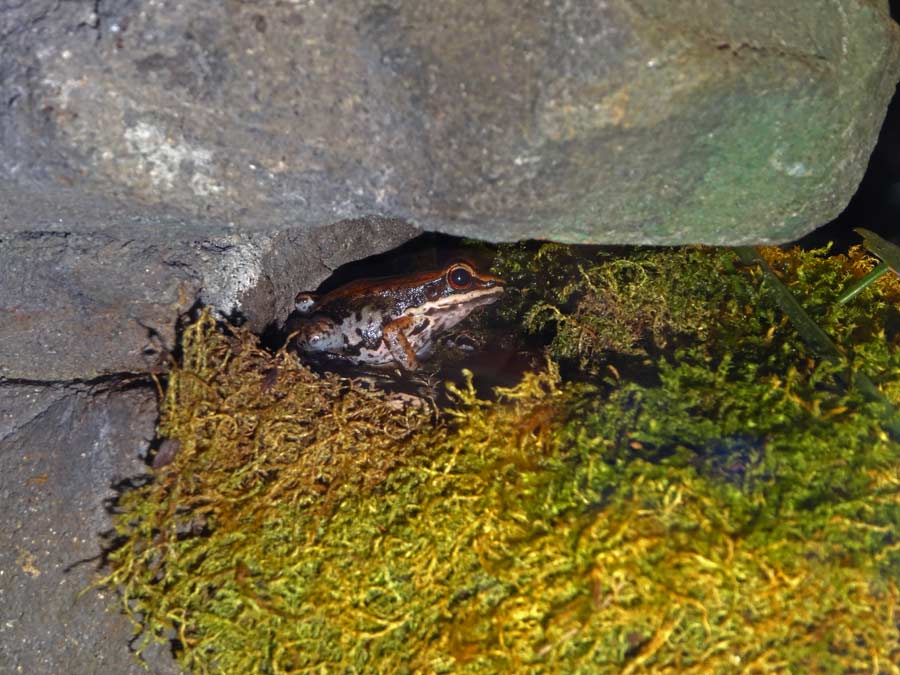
[{"left": 285, "top": 261, "right": 504, "bottom": 371}]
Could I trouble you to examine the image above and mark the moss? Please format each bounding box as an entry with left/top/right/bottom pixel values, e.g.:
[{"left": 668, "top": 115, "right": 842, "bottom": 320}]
[
  {"left": 493, "top": 243, "right": 900, "bottom": 379},
  {"left": 102, "top": 245, "right": 900, "bottom": 674},
  {"left": 491, "top": 244, "right": 767, "bottom": 378}
]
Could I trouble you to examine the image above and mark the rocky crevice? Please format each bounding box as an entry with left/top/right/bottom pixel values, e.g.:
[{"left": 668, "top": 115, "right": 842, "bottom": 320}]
[{"left": 0, "top": 1, "right": 898, "bottom": 671}]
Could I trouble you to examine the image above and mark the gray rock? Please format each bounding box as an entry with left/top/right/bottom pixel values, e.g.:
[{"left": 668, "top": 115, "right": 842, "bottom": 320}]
[
  {"left": 0, "top": 0, "right": 898, "bottom": 245},
  {"left": 0, "top": 383, "right": 179, "bottom": 675},
  {"left": 7, "top": 3, "right": 896, "bottom": 669},
  {"left": 0, "top": 208, "right": 418, "bottom": 381}
]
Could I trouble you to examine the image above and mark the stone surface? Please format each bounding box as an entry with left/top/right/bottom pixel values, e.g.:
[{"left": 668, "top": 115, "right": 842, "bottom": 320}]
[
  {"left": 0, "top": 212, "right": 418, "bottom": 381},
  {"left": 0, "top": 383, "right": 179, "bottom": 675},
  {"left": 1, "top": 3, "right": 897, "bottom": 668},
  {"left": 0, "top": 0, "right": 898, "bottom": 245}
]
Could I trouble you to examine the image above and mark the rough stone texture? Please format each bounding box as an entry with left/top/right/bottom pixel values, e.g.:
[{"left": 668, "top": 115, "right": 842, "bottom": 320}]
[
  {"left": 0, "top": 210, "right": 418, "bottom": 381},
  {"left": 0, "top": 0, "right": 898, "bottom": 245},
  {"left": 0, "top": 383, "right": 179, "bottom": 675},
  {"left": 0, "top": 3, "right": 898, "bottom": 668}
]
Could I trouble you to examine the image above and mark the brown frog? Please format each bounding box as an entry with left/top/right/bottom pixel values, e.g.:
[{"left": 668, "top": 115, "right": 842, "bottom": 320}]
[{"left": 287, "top": 261, "right": 504, "bottom": 371}]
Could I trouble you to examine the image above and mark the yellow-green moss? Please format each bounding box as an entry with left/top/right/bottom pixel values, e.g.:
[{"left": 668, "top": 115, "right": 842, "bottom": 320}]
[
  {"left": 492, "top": 243, "right": 900, "bottom": 379},
  {"left": 102, "top": 246, "right": 900, "bottom": 674},
  {"left": 491, "top": 244, "right": 758, "bottom": 368}
]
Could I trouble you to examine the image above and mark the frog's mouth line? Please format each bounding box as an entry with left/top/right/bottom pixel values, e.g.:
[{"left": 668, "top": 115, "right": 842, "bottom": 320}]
[{"left": 427, "top": 286, "right": 505, "bottom": 313}]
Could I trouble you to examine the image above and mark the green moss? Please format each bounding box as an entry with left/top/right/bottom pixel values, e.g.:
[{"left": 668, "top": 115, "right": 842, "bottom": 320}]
[
  {"left": 101, "top": 245, "right": 900, "bottom": 674},
  {"left": 494, "top": 243, "right": 900, "bottom": 378},
  {"left": 492, "top": 244, "right": 769, "bottom": 374}
]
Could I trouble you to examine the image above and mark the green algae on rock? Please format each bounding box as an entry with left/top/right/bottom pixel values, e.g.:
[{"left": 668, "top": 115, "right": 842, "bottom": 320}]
[{"left": 102, "top": 246, "right": 900, "bottom": 673}]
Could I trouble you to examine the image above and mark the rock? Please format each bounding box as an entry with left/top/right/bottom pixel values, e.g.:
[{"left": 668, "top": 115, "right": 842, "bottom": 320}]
[
  {"left": 0, "top": 0, "right": 897, "bottom": 245},
  {"left": 0, "top": 209, "right": 418, "bottom": 381},
  {"left": 3, "top": 2, "right": 895, "bottom": 667},
  {"left": 0, "top": 228, "right": 198, "bottom": 382},
  {"left": 0, "top": 383, "right": 179, "bottom": 675}
]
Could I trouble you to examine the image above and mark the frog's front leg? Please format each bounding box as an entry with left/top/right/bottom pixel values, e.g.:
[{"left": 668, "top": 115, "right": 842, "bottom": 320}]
[{"left": 382, "top": 315, "right": 422, "bottom": 371}]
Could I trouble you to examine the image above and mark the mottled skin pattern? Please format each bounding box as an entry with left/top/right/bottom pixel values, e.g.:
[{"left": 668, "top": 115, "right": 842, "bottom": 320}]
[{"left": 287, "top": 262, "right": 504, "bottom": 370}]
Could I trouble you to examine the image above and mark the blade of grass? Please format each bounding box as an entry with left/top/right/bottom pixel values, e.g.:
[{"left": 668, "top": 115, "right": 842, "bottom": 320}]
[
  {"left": 837, "top": 262, "right": 889, "bottom": 305},
  {"left": 836, "top": 228, "right": 900, "bottom": 305},
  {"left": 735, "top": 246, "right": 900, "bottom": 440},
  {"left": 855, "top": 228, "right": 900, "bottom": 275}
]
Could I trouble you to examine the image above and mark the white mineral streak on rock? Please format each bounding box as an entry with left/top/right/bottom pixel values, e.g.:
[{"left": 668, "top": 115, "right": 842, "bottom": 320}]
[{"left": 124, "top": 121, "right": 223, "bottom": 196}]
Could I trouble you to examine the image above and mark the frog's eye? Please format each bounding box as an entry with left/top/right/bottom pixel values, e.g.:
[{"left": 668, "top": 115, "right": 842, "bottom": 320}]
[
  {"left": 448, "top": 264, "right": 473, "bottom": 290},
  {"left": 294, "top": 292, "right": 318, "bottom": 314}
]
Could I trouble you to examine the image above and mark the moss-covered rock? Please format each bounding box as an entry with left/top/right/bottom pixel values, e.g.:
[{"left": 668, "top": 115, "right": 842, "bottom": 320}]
[{"left": 102, "top": 245, "right": 900, "bottom": 674}]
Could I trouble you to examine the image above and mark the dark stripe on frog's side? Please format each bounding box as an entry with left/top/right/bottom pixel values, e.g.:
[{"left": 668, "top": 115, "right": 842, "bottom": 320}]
[
  {"left": 314, "top": 271, "right": 452, "bottom": 304},
  {"left": 309, "top": 268, "right": 502, "bottom": 324},
  {"left": 309, "top": 278, "right": 447, "bottom": 320},
  {"left": 408, "top": 318, "right": 430, "bottom": 336}
]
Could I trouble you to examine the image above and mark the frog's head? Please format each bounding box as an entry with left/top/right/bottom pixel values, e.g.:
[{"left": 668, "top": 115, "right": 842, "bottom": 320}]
[{"left": 419, "top": 261, "right": 505, "bottom": 325}]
